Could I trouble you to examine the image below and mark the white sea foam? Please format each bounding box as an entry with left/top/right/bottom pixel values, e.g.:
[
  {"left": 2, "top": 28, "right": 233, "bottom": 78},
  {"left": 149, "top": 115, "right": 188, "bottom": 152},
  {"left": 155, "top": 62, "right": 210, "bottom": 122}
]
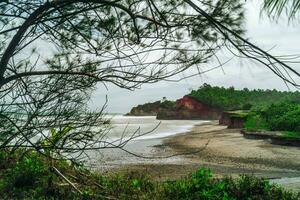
[
  {"left": 106, "top": 115, "right": 208, "bottom": 141},
  {"left": 87, "top": 115, "right": 209, "bottom": 166}
]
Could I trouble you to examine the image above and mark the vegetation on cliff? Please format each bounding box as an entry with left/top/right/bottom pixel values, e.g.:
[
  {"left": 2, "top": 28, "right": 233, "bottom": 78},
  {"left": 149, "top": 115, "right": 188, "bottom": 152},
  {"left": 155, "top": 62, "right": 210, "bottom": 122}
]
[
  {"left": 128, "top": 84, "right": 300, "bottom": 116},
  {"left": 245, "top": 102, "right": 300, "bottom": 138},
  {"left": 189, "top": 84, "right": 300, "bottom": 111},
  {"left": 127, "top": 100, "right": 176, "bottom": 116},
  {"left": 0, "top": 149, "right": 298, "bottom": 199}
]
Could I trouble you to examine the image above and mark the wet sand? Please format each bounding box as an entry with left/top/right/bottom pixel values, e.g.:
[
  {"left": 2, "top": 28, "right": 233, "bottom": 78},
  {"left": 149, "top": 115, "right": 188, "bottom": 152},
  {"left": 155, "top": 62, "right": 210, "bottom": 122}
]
[
  {"left": 107, "top": 121, "right": 300, "bottom": 191},
  {"left": 165, "top": 121, "right": 300, "bottom": 177}
]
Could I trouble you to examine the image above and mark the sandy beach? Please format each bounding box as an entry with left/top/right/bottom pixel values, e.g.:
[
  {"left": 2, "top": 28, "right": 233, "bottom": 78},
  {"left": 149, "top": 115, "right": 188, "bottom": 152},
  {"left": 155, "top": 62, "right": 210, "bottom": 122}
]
[{"left": 107, "top": 121, "right": 300, "bottom": 191}]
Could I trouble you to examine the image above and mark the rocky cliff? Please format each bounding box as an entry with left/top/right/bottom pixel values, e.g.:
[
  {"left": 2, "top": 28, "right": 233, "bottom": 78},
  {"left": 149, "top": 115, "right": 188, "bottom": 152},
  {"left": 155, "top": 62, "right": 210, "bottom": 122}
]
[
  {"left": 219, "top": 111, "right": 249, "bottom": 128},
  {"left": 126, "top": 101, "right": 162, "bottom": 116},
  {"left": 157, "top": 96, "right": 222, "bottom": 120},
  {"left": 127, "top": 96, "right": 223, "bottom": 120}
]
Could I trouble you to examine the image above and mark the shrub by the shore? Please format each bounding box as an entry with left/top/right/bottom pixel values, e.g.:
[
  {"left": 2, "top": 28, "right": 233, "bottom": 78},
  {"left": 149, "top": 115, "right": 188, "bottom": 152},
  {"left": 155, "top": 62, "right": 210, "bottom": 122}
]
[
  {"left": 245, "top": 102, "right": 300, "bottom": 138},
  {"left": 0, "top": 150, "right": 298, "bottom": 199}
]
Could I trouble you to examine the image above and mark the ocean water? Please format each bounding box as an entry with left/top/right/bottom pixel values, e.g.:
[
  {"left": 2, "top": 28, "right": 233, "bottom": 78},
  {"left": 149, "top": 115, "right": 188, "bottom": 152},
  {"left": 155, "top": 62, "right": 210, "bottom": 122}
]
[
  {"left": 87, "top": 115, "right": 208, "bottom": 168},
  {"left": 106, "top": 115, "right": 206, "bottom": 140}
]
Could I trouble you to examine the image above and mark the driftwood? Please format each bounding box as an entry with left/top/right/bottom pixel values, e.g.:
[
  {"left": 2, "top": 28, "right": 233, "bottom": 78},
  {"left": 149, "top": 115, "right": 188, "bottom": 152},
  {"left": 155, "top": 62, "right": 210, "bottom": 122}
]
[
  {"left": 52, "top": 166, "right": 83, "bottom": 195},
  {"left": 53, "top": 167, "right": 117, "bottom": 200}
]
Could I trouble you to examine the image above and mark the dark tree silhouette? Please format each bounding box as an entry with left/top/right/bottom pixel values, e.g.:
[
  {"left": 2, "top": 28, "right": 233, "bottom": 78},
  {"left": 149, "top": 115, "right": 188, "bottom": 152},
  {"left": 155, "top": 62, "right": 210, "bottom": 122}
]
[
  {"left": 0, "top": 0, "right": 299, "bottom": 163},
  {"left": 262, "top": 0, "right": 300, "bottom": 20}
]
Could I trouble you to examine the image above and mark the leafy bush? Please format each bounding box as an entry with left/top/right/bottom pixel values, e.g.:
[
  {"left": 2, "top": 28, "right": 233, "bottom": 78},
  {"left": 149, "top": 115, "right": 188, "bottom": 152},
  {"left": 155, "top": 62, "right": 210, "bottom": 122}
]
[
  {"left": 160, "top": 100, "right": 176, "bottom": 109},
  {"left": 162, "top": 168, "right": 230, "bottom": 200},
  {"left": 0, "top": 153, "right": 47, "bottom": 191},
  {"left": 160, "top": 168, "right": 297, "bottom": 200},
  {"left": 11, "top": 156, "right": 46, "bottom": 188},
  {"left": 223, "top": 175, "right": 297, "bottom": 200},
  {"left": 267, "top": 104, "right": 300, "bottom": 132},
  {"left": 247, "top": 102, "right": 300, "bottom": 133},
  {"left": 0, "top": 151, "right": 298, "bottom": 199},
  {"left": 244, "top": 114, "right": 269, "bottom": 130},
  {"left": 242, "top": 103, "right": 253, "bottom": 110},
  {"left": 282, "top": 131, "right": 300, "bottom": 139}
]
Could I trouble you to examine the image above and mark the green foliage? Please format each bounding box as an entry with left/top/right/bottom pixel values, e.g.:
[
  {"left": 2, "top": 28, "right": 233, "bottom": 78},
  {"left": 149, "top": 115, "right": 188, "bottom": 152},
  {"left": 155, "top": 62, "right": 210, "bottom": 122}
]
[
  {"left": 222, "top": 175, "right": 297, "bottom": 200},
  {"left": 282, "top": 131, "right": 300, "bottom": 139},
  {"left": 264, "top": 103, "right": 300, "bottom": 132},
  {"left": 242, "top": 103, "right": 253, "bottom": 110},
  {"left": 128, "top": 100, "right": 176, "bottom": 115},
  {"left": 0, "top": 151, "right": 298, "bottom": 199},
  {"left": 244, "top": 114, "right": 269, "bottom": 130},
  {"left": 0, "top": 151, "right": 83, "bottom": 199},
  {"left": 263, "top": 0, "right": 300, "bottom": 20},
  {"left": 41, "top": 127, "right": 72, "bottom": 157},
  {"left": 97, "top": 172, "right": 155, "bottom": 199},
  {"left": 189, "top": 84, "right": 300, "bottom": 110},
  {"left": 133, "top": 101, "right": 161, "bottom": 113},
  {"left": 0, "top": 152, "right": 48, "bottom": 200},
  {"left": 10, "top": 155, "right": 46, "bottom": 188},
  {"left": 160, "top": 100, "right": 176, "bottom": 109},
  {"left": 246, "top": 102, "right": 300, "bottom": 133},
  {"left": 159, "top": 168, "right": 297, "bottom": 200},
  {"left": 162, "top": 168, "right": 230, "bottom": 200},
  {"left": 226, "top": 111, "right": 249, "bottom": 118}
]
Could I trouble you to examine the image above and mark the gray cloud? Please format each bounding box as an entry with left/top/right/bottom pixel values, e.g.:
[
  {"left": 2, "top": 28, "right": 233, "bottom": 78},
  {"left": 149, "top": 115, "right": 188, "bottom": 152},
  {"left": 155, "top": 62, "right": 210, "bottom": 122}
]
[{"left": 89, "top": 1, "right": 300, "bottom": 113}]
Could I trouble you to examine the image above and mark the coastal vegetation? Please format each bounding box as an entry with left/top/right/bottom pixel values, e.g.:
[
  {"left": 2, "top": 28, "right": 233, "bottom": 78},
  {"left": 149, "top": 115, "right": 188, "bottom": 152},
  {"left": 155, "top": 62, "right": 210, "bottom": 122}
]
[
  {"left": 0, "top": 149, "right": 298, "bottom": 200},
  {"left": 0, "top": 0, "right": 300, "bottom": 199},
  {"left": 128, "top": 84, "right": 299, "bottom": 126},
  {"left": 245, "top": 102, "right": 300, "bottom": 138},
  {"left": 0, "top": 0, "right": 247, "bottom": 163},
  {"left": 1, "top": 0, "right": 299, "bottom": 163},
  {"left": 126, "top": 100, "right": 176, "bottom": 116},
  {"left": 189, "top": 84, "right": 300, "bottom": 111},
  {"left": 189, "top": 85, "right": 300, "bottom": 135}
]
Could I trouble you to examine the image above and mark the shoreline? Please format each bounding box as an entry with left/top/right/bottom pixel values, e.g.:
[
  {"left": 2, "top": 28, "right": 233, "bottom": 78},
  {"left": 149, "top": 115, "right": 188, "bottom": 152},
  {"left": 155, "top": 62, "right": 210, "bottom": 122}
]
[
  {"left": 163, "top": 121, "right": 300, "bottom": 177},
  {"left": 101, "top": 120, "right": 300, "bottom": 190}
]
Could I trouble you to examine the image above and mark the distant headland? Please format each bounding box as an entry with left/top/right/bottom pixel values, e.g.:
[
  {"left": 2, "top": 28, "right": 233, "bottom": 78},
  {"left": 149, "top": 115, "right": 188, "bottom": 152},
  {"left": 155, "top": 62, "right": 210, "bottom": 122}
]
[{"left": 127, "top": 83, "right": 300, "bottom": 120}]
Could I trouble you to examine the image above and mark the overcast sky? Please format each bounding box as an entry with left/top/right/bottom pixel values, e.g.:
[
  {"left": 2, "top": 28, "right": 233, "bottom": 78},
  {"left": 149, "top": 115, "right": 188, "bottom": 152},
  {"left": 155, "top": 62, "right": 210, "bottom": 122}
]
[{"left": 89, "top": 1, "right": 300, "bottom": 114}]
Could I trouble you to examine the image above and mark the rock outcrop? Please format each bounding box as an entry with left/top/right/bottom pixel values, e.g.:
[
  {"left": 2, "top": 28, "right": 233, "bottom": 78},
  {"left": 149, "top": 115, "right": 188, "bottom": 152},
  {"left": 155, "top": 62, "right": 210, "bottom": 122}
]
[
  {"left": 127, "top": 96, "right": 224, "bottom": 120},
  {"left": 219, "top": 111, "right": 249, "bottom": 128},
  {"left": 157, "top": 96, "right": 222, "bottom": 120},
  {"left": 126, "top": 101, "right": 161, "bottom": 116},
  {"left": 241, "top": 129, "right": 300, "bottom": 147}
]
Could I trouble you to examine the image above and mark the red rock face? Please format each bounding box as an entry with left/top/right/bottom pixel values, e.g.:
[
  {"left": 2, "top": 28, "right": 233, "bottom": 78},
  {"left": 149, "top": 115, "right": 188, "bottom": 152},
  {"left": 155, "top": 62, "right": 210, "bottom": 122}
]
[
  {"left": 157, "top": 95, "right": 222, "bottom": 120},
  {"left": 176, "top": 96, "right": 207, "bottom": 111}
]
